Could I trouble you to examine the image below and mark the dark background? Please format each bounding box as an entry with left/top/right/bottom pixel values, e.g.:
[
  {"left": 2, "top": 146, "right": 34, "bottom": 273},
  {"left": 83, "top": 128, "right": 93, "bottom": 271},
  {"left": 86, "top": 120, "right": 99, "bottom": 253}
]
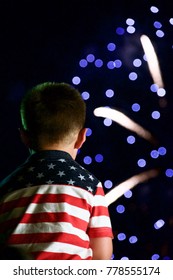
[{"left": 0, "top": 0, "right": 173, "bottom": 259}]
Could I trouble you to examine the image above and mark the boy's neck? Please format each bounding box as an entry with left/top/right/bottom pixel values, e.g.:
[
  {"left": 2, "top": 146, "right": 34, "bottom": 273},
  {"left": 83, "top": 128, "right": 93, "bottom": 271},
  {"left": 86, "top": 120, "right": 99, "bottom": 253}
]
[{"left": 32, "top": 143, "right": 78, "bottom": 160}]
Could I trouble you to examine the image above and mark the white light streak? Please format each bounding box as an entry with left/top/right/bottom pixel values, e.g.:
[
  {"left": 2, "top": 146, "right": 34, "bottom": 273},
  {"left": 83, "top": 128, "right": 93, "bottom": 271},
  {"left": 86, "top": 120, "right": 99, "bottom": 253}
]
[
  {"left": 140, "top": 34, "right": 164, "bottom": 88},
  {"left": 105, "top": 169, "right": 159, "bottom": 206},
  {"left": 94, "top": 107, "right": 156, "bottom": 144}
]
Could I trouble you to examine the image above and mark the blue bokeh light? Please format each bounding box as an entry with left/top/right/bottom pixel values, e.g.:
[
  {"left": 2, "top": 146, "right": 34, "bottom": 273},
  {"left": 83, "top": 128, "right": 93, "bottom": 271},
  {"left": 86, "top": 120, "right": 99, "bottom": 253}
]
[
  {"left": 95, "top": 154, "right": 104, "bottom": 163},
  {"left": 143, "top": 54, "right": 147, "bottom": 61},
  {"left": 158, "top": 147, "right": 167, "bottom": 156},
  {"left": 79, "top": 59, "right": 88, "bottom": 68},
  {"left": 137, "top": 159, "right": 146, "bottom": 168},
  {"left": 126, "top": 18, "right": 135, "bottom": 25},
  {"left": 107, "top": 42, "right": 116, "bottom": 51},
  {"left": 129, "top": 236, "right": 138, "bottom": 244},
  {"left": 154, "top": 219, "right": 165, "bottom": 230},
  {"left": 116, "top": 27, "right": 125, "bottom": 35},
  {"left": 127, "top": 26, "right": 136, "bottom": 34},
  {"left": 121, "top": 256, "right": 129, "bottom": 260},
  {"left": 127, "top": 135, "right": 136, "bottom": 144},
  {"left": 154, "top": 21, "right": 162, "bottom": 29},
  {"left": 151, "top": 254, "right": 160, "bottom": 260},
  {"left": 129, "top": 72, "right": 138, "bottom": 81},
  {"left": 104, "top": 118, "right": 112, "bottom": 126},
  {"left": 72, "top": 76, "right": 81, "bottom": 85},
  {"left": 116, "top": 204, "right": 125, "bottom": 214},
  {"left": 150, "top": 84, "right": 159, "bottom": 92},
  {"left": 169, "top": 18, "right": 173, "bottom": 25},
  {"left": 133, "top": 59, "right": 142, "bottom": 67},
  {"left": 107, "top": 61, "right": 115, "bottom": 69},
  {"left": 150, "top": 6, "right": 159, "bottom": 13},
  {"left": 156, "top": 30, "right": 165, "bottom": 38},
  {"left": 86, "top": 128, "right": 92, "bottom": 137},
  {"left": 86, "top": 54, "right": 95, "bottom": 62},
  {"left": 105, "top": 89, "right": 114, "bottom": 98},
  {"left": 150, "top": 150, "right": 159, "bottom": 159},
  {"left": 114, "top": 59, "right": 122, "bottom": 68},
  {"left": 124, "top": 190, "right": 133, "bottom": 198},
  {"left": 104, "top": 180, "right": 113, "bottom": 189},
  {"left": 132, "top": 103, "right": 140, "bottom": 112},
  {"left": 157, "top": 88, "right": 166, "bottom": 97},
  {"left": 83, "top": 156, "right": 92, "bottom": 165},
  {"left": 94, "top": 59, "right": 103, "bottom": 68},
  {"left": 165, "top": 169, "right": 173, "bottom": 178},
  {"left": 81, "top": 91, "right": 90, "bottom": 100},
  {"left": 117, "top": 233, "right": 126, "bottom": 241},
  {"left": 151, "top": 111, "right": 160, "bottom": 119}
]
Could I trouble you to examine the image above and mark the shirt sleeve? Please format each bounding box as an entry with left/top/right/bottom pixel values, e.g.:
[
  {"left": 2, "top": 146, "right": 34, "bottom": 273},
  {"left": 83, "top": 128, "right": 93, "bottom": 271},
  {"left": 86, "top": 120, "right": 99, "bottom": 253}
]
[{"left": 87, "top": 182, "right": 113, "bottom": 238}]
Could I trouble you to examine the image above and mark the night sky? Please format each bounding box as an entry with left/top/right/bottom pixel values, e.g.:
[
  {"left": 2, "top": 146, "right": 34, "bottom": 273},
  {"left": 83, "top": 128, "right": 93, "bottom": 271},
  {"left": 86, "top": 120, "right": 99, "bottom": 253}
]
[{"left": 0, "top": 0, "right": 173, "bottom": 260}]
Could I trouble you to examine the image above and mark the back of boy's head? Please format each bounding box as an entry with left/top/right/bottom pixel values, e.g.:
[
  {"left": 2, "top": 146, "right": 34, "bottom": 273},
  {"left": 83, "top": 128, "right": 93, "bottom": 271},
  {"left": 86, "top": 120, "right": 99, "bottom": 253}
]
[{"left": 20, "top": 82, "right": 86, "bottom": 150}]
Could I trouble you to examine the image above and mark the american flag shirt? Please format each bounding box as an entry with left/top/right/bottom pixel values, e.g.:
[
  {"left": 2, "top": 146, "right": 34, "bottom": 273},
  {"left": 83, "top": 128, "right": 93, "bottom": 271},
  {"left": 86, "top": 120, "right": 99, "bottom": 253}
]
[{"left": 0, "top": 150, "right": 113, "bottom": 260}]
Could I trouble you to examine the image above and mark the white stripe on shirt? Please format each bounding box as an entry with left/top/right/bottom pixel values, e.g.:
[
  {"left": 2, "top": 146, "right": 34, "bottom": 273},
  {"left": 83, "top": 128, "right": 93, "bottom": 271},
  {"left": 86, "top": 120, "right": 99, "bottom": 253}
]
[{"left": 13, "top": 221, "right": 89, "bottom": 241}]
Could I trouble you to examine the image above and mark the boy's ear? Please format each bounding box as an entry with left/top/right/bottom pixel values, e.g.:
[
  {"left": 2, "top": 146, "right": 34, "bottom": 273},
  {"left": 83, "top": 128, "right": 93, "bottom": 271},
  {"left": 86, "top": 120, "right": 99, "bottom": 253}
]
[
  {"left": 74, "top": 128, "right": 87, "bottom": 149},
  {"left": 19, "top": 128, "right": 31, "bottom": 148}
]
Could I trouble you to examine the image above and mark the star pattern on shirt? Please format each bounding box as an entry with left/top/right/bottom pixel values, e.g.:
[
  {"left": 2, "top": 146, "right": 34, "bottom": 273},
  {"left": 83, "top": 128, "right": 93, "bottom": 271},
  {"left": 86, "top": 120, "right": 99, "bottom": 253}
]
[
  {"left": 78, "top": 174, "right": 86, "bottom": 181},
  {"left": 67, "top": 179, "right": 75, "bottom": 185},
  {"left": 37, "top": 172, "right": 44, "bottom": 179},
  {"left": 87, "top": 186, "right": 93, "bottom": 193},
  {"left": 47, "top": 163, "right": 56, "bottom": 169},
  {"left": 46, "top": 180, "right": 54, "bottom": 184},
  {"left": 89, "top": 175, "right": 94, "bottom": 181},
  {"left": 10, "top": 152, "right": 98, "bottom": 195},
  {"left": 69, "top": 166, "right": 77, "bottom": 170},
  {"left": 58, "top": 159, "right": 66, "bottom": 163},
  {"left": 57, "top": 171, "right": 65, "bottom": 177}
]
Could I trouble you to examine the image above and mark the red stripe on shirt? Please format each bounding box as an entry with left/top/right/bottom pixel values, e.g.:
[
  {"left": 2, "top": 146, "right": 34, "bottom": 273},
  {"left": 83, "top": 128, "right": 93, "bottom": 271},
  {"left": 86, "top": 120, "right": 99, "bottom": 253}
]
[
  {"left": 0, "top": 212, "right": 88, "bottom": 233},
  {"left": 87, "top": 227, "right": 113, "bottom": 238},
  {"left": 91, "top": 205, "right": 110, "bottom": 216},
  {"left": 8, "top": 232, "right": 89, "bottom": 248}
]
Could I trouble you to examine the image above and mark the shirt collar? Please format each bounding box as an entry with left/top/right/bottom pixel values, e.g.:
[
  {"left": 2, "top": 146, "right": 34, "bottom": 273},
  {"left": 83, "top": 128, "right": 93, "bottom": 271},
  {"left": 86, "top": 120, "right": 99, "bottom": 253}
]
[{"left": 27, "top": 150, "right": 73, "bottom": 162}]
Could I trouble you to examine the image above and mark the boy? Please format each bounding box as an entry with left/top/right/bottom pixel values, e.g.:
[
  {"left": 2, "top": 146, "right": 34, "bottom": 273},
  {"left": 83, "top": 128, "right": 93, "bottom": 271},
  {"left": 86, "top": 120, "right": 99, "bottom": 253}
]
[{"left": 0, "top": 82, "right": 113, "bottom": 260}]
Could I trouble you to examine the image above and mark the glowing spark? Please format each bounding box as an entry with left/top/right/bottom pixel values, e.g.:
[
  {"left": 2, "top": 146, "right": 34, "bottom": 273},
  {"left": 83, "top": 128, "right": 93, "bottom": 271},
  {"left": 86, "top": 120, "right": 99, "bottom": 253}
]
[
  {"left": 94, "top": 107, "right": 156, "bottom": 144},
  {"left": 140, "top": 34, "right": 164, "bottom": 88},
  {"left": 105, "top": 169, "right": 159, "bottom": 206}
]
